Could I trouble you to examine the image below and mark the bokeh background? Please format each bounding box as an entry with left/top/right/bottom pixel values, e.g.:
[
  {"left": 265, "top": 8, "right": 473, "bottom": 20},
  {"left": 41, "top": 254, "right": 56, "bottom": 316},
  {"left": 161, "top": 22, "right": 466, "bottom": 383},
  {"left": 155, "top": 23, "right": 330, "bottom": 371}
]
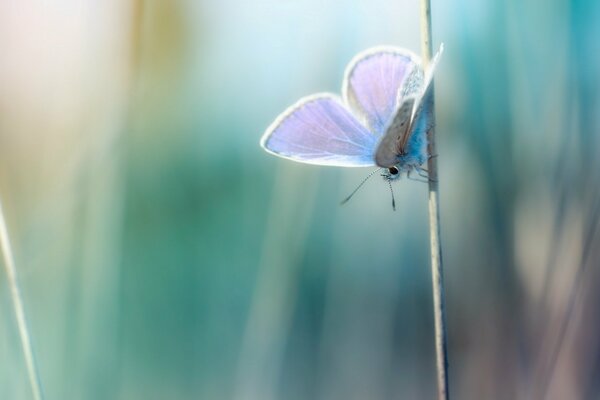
[{"left": 1, "top": 1, "right": 599, "bottom": 399}]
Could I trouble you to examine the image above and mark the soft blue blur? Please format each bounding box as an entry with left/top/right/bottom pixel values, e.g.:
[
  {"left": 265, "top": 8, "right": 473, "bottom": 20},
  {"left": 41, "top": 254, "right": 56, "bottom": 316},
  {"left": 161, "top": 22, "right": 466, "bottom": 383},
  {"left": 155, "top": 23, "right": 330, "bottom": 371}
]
[{"left": 0, "top": 0, "right": 599, "bottom": 399}]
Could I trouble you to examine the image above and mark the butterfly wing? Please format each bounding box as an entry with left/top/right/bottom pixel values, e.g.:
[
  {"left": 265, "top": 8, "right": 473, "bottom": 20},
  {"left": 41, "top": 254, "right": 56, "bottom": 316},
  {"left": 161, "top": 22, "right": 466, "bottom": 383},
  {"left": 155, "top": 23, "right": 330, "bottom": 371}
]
[
  {"left": 374, "top": 95, "right": 416, "bottom": 167},
  {"left": 399, "top": 44, "right": 445, "bottom": 156},
  {"left": 342, "top": 47, "right": 421, "bottom": 135},
  {"left": 421, "top": 43, "right": 444, "bottom": 98},
  {"left": 260, "top": 94, "right": 377, "bottom": 167},
  {"left": 406, "top": 43, "right": 445, "bottom": 133},
  {"left": 374, "top": 44, "right": 444, "bottom": 167}
]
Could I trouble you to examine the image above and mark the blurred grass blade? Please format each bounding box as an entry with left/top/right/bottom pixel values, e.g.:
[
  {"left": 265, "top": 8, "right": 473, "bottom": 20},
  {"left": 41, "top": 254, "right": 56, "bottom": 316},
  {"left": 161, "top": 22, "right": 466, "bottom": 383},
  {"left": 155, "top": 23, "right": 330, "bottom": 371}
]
[
  {"left": 419, "top": 0, "right": 449, "bottom": 399},
  {"left": 0, "top": 199, "right": 44, "bottom": 400}
]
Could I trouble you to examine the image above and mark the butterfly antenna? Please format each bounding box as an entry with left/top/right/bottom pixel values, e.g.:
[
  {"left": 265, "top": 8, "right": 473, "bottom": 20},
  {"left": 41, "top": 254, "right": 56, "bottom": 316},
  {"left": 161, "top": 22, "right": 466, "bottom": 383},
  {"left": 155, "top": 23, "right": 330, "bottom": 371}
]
[
  {"left": 340, "top": 168, "right": 382, "bottom": 206},
  {"left": 388, "top": 180, "right": 396, "bottom": 211}
]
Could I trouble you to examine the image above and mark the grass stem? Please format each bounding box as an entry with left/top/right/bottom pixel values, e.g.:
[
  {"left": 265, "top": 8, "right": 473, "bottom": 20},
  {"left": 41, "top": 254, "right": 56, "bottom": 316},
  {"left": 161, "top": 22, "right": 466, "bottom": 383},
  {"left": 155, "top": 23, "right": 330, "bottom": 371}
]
[
  {"left": 0, "top": 199, "right": 44, "bottom": 400},
  {"left": 419, "top": 0, "right": 450, "bottom": 398}
]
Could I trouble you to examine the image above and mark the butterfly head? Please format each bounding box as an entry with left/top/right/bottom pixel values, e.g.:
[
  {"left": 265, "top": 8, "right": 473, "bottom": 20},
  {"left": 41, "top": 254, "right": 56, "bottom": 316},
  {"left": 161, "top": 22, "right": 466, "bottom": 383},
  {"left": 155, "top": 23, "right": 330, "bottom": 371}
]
[
  {"left": 381, "top": 165, "right": 402, "bottom": 181},
  {"left": 380, "top": 158, "right": 424, "bottom": 181}
]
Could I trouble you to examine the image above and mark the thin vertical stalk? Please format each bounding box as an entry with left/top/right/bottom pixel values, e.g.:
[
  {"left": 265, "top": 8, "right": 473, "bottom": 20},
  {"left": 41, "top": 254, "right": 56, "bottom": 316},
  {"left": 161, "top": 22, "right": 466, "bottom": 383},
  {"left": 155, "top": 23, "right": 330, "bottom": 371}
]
[
  {"left": 419, "top": 0, "right": 449, "bottom": 399},
  {"left": 0, "top": 199, "right": 44, "bottom": 400}
]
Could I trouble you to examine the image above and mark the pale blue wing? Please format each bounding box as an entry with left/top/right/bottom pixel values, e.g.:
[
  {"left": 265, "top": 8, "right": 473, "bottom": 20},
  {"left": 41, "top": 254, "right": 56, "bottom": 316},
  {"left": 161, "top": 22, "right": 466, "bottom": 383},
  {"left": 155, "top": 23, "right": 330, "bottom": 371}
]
[
  {"left": 342, "top": 47, "right": 421, "bottom": 135},
  {"left": 260, "top": 94, "right": 377, "bottom": 167}
]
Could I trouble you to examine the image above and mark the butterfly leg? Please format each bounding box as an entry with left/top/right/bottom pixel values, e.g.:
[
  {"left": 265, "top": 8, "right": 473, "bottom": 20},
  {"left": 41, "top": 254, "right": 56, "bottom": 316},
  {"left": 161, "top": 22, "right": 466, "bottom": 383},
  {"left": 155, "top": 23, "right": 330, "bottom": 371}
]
[
  {"left": 415, "top": 166, "right": 437, "bottom": 183},
  {"left": 425, "top": 154, "right": 439, "bottom": 182},
  {"left": 407, "top": 170, "right": 429, "bottom": 184}
]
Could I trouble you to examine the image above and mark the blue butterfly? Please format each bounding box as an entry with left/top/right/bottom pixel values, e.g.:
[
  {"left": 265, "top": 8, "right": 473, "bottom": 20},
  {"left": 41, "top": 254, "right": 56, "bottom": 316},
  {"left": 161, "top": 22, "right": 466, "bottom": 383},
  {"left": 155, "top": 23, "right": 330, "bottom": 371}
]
[{"left": 260, "top": 44, "right": 443, "bottom": 208}]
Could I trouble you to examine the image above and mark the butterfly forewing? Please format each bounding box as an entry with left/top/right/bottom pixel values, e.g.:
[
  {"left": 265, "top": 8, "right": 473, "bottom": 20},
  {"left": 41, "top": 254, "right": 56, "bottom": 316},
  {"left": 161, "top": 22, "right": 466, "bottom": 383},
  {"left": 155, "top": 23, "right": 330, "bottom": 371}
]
[
  {"left": 260, "top": 94, "right": 377, "bottom": 167},
  {"left": 342, "top": 47, "right": 420, "bottom": 136}
]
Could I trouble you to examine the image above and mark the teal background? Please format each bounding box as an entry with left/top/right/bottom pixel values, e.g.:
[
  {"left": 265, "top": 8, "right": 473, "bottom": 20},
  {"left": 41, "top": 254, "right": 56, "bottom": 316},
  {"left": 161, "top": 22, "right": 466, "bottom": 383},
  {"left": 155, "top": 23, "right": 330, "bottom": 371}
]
[{"left": 1, "top": 0, "right": 599, "bottom": 399}]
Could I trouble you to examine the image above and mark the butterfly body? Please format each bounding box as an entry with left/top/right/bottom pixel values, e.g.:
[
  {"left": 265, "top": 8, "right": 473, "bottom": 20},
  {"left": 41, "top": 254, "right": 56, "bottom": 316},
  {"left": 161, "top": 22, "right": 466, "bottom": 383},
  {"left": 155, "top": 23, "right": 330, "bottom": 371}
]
[
  {"left": 387, "top": 113, "right": 430, "bottom": 179},
  {"left": 260, "top": 44, "right": 443, "bottom": 198}
]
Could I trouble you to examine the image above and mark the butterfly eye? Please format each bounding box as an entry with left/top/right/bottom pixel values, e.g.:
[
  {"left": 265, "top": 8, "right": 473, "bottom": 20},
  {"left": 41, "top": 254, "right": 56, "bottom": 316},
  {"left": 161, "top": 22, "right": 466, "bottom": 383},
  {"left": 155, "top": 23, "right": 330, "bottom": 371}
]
[{"left": 388, "top": 166, "right": 399, "bottom": 175}]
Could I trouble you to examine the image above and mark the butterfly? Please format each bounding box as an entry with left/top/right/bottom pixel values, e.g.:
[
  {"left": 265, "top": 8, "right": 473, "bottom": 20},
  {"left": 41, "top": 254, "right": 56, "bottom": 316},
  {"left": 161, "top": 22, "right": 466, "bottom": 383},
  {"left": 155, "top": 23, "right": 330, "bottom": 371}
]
[{"left": 260, "top": 44, "right": 443, "bottom": 208}]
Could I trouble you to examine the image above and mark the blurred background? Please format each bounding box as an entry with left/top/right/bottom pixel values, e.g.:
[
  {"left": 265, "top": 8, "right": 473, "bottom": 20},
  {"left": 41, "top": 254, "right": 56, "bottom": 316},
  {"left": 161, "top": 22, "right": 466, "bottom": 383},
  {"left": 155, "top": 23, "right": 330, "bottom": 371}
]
[{"left": 0, "top": 0, "right": 599, "bottom": 399}]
